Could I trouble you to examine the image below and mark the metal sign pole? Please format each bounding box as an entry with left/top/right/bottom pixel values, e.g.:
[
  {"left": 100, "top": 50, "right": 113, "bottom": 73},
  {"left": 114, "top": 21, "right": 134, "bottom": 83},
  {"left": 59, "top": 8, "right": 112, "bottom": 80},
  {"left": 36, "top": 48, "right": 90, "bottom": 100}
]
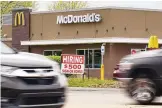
[
  {"left": 82, "top": 73, "right": 85, "bottom": 81},
  {"left": 101, "top": 44, "right": 105, "bottom": 80},
  {"left": 101, "top": 54, "right": 104, "bottom": 64},
  {"left": 101, "top": 54, "right": 104, "bottom": 80}
]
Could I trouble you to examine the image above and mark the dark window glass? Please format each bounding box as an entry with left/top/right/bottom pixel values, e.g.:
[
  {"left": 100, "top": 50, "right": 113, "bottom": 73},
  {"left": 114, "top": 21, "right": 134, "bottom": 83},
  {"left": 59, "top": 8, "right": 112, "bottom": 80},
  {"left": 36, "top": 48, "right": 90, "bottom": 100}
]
[
  {"left": 44, "top": 50, "right": 62, "bottom": 56},
  {"left": 85, "top": 50, "right": 93, "bottom": 68},
  {"left": 85, "top": 50, "right": 88, "bottom": 68},
  {"left": 44, "top": 51, "right": 52, "bottom": 56},
  {"left": 94, "top": 50, "right": 101, "bottom": 68},
  {"left": 53, "top": 51, "right": 62, "bottom": 56},
  {"left": 77, "top": 49, "right": 101, "bottom": 68},
  {"left": 77, "top": 50, "right": 84, "bottom": 55}
]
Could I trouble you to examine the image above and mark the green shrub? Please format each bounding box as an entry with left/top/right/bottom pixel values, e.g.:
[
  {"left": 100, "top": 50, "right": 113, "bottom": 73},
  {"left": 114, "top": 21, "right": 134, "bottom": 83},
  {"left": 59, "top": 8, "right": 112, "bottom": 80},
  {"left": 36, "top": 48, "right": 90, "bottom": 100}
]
[
  {"left": 46, "top": 56, "right": 72, "bottom": 77},
  {"left": 68, "top": 78, "right": 120, "bottom": 88},
  {"left": 47, "top": 56, "right": 61, "bottom": 64}
]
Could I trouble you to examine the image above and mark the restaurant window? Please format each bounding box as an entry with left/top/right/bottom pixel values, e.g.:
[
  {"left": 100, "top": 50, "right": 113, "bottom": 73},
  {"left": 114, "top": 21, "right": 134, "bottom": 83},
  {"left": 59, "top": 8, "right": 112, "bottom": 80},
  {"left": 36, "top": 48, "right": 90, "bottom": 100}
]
[
  {"left": 43, "top": 50, "right": 62, "bottom": 56},
  {"left": 76, "top": 49, "right": 101, "bottom": 68}
]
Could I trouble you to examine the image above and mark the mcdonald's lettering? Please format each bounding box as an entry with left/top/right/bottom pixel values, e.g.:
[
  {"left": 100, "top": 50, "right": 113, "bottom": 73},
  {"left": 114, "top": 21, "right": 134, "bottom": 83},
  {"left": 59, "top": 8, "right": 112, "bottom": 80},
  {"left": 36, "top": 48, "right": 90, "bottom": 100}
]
[{"left": 14, "top": 12, "right": 25, "bottom": 26}]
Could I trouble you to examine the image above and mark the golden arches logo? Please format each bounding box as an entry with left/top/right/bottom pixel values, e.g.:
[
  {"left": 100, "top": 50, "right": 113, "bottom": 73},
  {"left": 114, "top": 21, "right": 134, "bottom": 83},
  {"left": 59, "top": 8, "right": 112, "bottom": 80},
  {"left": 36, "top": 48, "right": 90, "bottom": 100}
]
[{"left": 14, "top": 12, "right": 25, "bottom": 26}]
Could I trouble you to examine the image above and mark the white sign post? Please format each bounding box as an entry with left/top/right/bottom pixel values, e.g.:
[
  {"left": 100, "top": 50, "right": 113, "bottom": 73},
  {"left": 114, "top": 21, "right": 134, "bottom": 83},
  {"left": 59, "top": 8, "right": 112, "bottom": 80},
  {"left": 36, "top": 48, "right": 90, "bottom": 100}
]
[
  {"left": 101, "top": 45, "right": 105, "bottom": 56},
  {"left": 101, "top": 44, "right": 105, "bottom": 80},
  {"left": 61, "top": 54, "right": 85, "bottom": 74}
]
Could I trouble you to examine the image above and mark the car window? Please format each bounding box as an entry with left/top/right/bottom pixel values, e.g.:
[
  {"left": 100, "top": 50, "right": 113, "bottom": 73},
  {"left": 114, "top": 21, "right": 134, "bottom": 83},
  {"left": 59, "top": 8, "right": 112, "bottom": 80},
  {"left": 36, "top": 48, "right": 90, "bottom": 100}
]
[{"left": 0, "top": 41, "right": 15, "bottom": 54}]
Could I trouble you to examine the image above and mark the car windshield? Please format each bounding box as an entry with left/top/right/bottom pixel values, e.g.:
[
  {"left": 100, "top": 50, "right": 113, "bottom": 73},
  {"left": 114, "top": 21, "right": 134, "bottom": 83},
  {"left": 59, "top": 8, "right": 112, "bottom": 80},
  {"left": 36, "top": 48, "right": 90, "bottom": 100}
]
[{"left": 0, "top": 41, "right": 16, "bottom": 54}]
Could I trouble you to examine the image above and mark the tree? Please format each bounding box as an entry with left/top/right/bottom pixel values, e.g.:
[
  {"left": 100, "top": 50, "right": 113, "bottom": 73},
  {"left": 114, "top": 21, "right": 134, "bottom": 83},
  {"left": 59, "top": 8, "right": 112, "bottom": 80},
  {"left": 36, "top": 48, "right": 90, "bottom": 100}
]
[
  {"left": 0, "top": 1, "right": 33, "bottom": 37},
  {"left": 48, "top": 1, "right": 88, "bottom": 11},
  {"left": 0, "top": 1, "right": 33, "bottom": 14}
]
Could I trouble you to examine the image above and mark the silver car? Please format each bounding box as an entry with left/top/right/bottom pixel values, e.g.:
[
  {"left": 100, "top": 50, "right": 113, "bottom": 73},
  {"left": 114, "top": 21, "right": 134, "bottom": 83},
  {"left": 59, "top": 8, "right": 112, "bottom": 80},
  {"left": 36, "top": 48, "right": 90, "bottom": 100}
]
[{"left": 1, "top": 41, "right": 67, "bottom": 108}]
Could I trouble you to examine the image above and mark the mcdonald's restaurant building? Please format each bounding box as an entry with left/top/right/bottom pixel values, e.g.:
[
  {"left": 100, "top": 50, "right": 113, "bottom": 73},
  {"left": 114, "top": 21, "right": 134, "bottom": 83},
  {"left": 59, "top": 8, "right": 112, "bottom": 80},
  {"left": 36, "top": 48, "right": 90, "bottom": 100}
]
[{"left": 2, "top": 7, "right": 162, "bottom": 78}]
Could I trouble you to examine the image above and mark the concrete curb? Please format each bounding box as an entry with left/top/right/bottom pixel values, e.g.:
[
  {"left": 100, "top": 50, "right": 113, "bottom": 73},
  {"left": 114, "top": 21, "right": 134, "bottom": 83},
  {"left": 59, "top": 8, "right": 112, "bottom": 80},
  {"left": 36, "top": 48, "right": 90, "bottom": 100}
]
[{"left": 68, "top": 87, "right": 124, "bottom": 92}]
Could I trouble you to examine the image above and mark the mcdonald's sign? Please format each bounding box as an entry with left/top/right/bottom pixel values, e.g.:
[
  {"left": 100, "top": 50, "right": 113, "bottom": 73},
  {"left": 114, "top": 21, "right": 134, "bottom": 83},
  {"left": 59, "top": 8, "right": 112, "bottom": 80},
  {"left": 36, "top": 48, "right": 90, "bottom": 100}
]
[{"left": 14, "top": 12, "right": 25, "bottom": 26}]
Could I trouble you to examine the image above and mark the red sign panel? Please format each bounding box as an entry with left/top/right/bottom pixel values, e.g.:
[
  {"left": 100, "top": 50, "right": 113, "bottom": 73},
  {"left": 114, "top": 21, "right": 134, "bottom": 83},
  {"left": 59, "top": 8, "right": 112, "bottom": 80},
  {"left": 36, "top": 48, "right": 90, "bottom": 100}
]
[
  {"left": 61, "top": 54, "right": 85, "bottom": 74},
  {"left": 131, "top": 49, "right": 136, "bottom": 54},
  {"left": 131, "top": 49, "right": 145, "bottom": 55}
]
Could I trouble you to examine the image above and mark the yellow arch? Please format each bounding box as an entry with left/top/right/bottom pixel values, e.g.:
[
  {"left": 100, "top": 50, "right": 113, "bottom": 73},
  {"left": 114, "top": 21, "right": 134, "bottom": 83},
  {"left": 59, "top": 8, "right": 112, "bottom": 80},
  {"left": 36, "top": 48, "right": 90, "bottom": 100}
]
[{"left": 14, "top": 12, "right": 25, "bottom": 26}]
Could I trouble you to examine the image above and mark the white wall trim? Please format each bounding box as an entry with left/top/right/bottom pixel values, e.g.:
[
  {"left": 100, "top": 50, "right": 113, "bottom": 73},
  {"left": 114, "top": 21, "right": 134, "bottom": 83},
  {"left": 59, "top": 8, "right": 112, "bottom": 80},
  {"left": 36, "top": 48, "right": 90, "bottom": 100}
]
[{"left": 21, "top": 37, "right": 162, "bottom": 46}]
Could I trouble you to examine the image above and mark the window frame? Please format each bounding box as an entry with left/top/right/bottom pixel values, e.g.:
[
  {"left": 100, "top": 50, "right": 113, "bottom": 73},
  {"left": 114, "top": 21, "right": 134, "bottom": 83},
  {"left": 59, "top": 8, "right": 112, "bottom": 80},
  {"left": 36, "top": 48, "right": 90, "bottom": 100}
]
[
  {"left": 43, "top": 49, "right": 62, "bottom": 56},
  {"left": 76, "top": 48, "right": 101, "bottom": 69}
]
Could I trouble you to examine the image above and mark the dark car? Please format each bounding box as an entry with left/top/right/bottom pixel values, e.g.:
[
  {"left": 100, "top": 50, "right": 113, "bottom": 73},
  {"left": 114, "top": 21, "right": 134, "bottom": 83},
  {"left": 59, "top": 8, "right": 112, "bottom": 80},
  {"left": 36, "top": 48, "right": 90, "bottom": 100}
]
[
  {"left": 113, "top": 49, "right": 162, "bottom": 104},
  {"left": 1, "top": 41, "right": 68, "bottom": 108}
]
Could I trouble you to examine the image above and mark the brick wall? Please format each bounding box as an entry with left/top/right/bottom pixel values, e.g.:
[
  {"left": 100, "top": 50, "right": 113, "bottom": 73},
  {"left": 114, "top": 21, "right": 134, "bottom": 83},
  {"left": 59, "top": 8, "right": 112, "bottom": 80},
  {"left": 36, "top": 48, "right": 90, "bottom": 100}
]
[{"left": 12, "top": 8, "right": 31, "bottom": 52}]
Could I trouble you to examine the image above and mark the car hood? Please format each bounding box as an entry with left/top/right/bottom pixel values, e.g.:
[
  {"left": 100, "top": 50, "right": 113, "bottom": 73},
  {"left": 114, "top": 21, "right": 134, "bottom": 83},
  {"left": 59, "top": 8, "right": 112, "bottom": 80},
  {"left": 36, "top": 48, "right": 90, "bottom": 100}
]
[
  {"left": 122, "top": 49, "right": 162, "bottom": 61},
  {"left": 1, "top": 52, "right": 57, "bottom": 68}
]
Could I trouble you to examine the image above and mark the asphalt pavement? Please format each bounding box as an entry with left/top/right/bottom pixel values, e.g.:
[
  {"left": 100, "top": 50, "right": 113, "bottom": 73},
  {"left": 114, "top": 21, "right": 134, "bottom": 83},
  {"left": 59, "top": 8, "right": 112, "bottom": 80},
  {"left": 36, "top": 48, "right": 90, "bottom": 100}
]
[{"left": 64, "top": 88, "right": 162, "bottom": 108}]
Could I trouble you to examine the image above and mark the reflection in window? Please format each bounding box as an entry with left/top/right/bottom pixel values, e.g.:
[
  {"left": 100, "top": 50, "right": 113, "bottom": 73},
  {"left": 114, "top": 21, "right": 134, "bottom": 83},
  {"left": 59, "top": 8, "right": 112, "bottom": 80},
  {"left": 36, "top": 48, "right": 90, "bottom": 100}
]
[
  {"left": 44, "top": 51, "right": 52, "bottom": 56},
  {"left": 77, "top": 49, "right": 101, "bottom": 68},
  {"left": 94, "top": 50, "right": 101, "bottom": 68},
  {"left": 53, "top": 51, "right": 62, "bottom": 56},
  {"left": 77, "top": 50, "right": 84, "bottom": 55}
]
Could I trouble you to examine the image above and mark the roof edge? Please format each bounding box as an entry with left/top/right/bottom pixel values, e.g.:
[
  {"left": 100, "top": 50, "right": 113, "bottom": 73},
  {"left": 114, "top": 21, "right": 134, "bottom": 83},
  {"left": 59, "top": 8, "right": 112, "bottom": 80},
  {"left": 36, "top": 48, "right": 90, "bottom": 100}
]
[
  {"left": 1, "top": 38, "right": 12, "bottom": 42},
  {"left": 21, "top": 37, "right": 158, "bottom": 46},
  {"left": 31, "top": 6, "right": 162, "bottom": 14},
  {"left": 2, "top": 6, "right": 162, "bottom": 16}
]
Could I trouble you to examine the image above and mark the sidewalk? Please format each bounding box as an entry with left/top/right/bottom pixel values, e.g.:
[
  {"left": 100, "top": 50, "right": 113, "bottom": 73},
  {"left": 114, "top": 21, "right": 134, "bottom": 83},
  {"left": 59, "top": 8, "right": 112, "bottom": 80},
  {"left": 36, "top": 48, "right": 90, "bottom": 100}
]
[{"left": 68, "top": 87, "right": 124, "bottom": 92}]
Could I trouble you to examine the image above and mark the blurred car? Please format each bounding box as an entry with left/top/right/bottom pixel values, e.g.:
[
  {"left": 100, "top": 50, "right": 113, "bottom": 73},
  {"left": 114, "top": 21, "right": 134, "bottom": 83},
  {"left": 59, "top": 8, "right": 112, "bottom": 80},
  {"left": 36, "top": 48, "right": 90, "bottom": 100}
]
[
  {"left": 1, "top": 41, "right": 67, "bottom": 108},
  {"left": 113, "top": 49, "right": 162, "bottom": 105},
  {"left": 113, "top": 64, "right": 120, "bottom": 79}
]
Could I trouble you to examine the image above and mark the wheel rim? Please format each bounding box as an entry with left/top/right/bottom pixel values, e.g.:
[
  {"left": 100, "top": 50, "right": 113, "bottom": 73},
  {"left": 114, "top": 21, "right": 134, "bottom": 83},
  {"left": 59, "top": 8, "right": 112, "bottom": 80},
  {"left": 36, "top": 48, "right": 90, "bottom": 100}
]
[
  {"left": 132, "top": 87, "right": 153, "bottom": 101},
  {"left": 128, "top": 78, "right": 156, "bottom": 102}
]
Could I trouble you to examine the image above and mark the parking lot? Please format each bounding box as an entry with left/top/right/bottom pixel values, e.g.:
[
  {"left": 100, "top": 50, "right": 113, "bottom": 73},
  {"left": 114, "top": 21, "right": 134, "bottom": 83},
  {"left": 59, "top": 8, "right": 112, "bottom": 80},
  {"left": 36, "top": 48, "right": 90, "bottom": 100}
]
[{"left": 64, "top": 89, "right": 162, "bottom": 108}]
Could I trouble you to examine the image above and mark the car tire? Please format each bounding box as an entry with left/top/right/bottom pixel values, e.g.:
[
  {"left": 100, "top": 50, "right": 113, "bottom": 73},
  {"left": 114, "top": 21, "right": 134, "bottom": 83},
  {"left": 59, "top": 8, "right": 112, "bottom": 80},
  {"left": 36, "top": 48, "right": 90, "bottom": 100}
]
[{"left": 127, "top": 76, "right": 156, "bottom": 105}]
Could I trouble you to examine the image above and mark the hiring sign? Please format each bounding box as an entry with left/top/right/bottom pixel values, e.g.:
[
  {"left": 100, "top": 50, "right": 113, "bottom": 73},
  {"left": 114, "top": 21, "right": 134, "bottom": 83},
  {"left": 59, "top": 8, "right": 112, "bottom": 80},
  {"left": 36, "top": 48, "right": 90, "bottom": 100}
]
[{"left": 61, "top": 54, "right": 85, "bottom": 74}]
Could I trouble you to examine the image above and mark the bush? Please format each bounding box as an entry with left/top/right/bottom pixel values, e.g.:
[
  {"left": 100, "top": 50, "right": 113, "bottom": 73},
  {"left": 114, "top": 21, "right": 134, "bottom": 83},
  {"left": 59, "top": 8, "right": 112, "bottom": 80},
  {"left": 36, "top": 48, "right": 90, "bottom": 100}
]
[
  {"left": 46, "top": 56, "right": 72, "bottom": 77},
  {"left": 47, "top": 56, "right": 61, "bottom": 64},
  {"left": 68, "top": 77, "right": 121, "bottom": 88}
]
